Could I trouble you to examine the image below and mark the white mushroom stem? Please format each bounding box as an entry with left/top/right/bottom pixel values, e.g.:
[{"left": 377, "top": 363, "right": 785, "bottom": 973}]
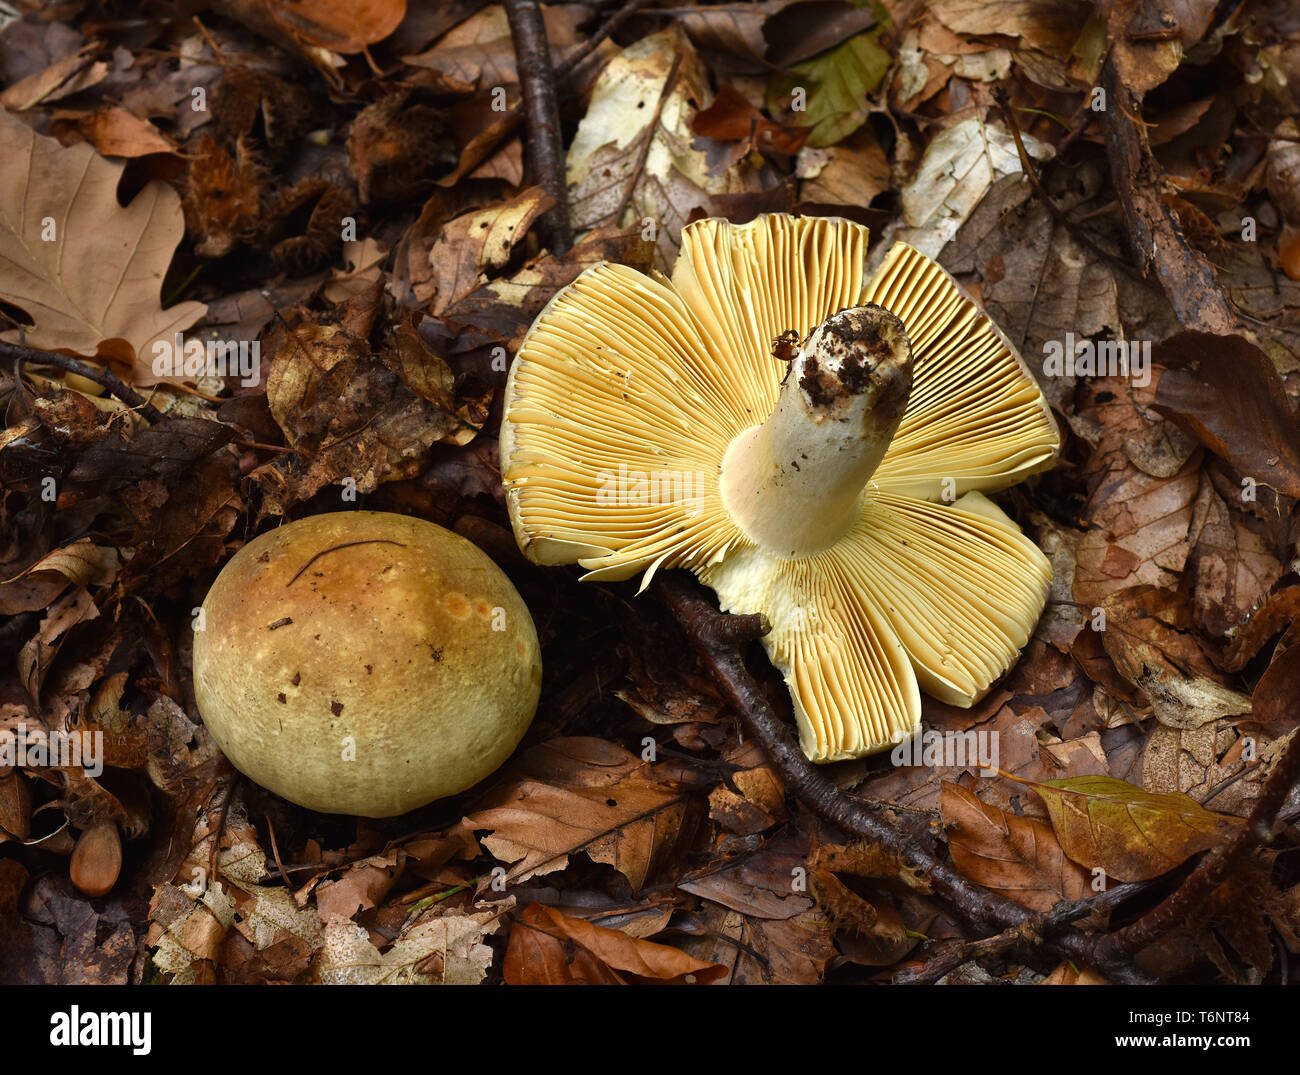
[{"left": 719, "top": 305, "right": 913, "bottom": 558}]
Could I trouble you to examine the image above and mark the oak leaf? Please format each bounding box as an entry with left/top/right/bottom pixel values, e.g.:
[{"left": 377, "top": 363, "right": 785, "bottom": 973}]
[{"left": 0, "top": 108, "right": 205, "bottom": 378}]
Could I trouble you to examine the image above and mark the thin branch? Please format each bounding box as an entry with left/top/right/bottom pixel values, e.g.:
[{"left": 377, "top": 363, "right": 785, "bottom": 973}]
[
  {"left": 504, "top": 0, "right": 573, "bottom": 256},
  {"left": 895, "top": 879, "right": 1152, "bottom": 984},
  {"left": 992, "top": 88, "right": 1138, "bottom": 279},
  {"left": 3, "top": 340, "right": 162, "bottom": 423},
  {"left": 555, "top": 0, "right": 657, "bottom": 79},
  {"left": 1098, "top": 56, "right": 1236, "bottom": 333},
  {"left": 652, "top": 571, "right": 1154, "bottom": 984}
]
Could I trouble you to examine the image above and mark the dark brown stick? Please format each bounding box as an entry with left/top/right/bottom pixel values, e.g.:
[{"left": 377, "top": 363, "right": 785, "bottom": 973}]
[
  {"left": 504, "top": 0, "right": 573, "bottom": 256},
  {"left": 1099, "top": 56, "right": 1235, "bottom": 333},
  {"left": 652, "top": 571, "right": 1154, "bottom": 984},
  {"left": 3, "top": 340, "right": 163, "bottom": 422}
]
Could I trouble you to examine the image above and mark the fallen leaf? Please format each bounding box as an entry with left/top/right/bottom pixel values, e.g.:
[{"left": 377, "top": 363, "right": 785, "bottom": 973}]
[
  {"left": 1070, "top": 384, "right": 1202, "bottom": 607},
  {"left": 504, "top": 902, "right": 728, "bottom": 984},
  {"left": 323, "top": 238, "right": 389, "bottom": 304},
  {"left": 567, "top": 27, "right": 762, "bottom": 270},
  {"left": 0, "top": 46, "right": 106, "bottom": 112},
  {"left": 0, "top": 108, "right": 205, "bottom": 373},
  {"left": 54, "top": 106, "right": 177, "bottom": 158},
  {"left": 466, "top": 775, "right": 691, "bottom": 889},
  {"left": 1251, "top": 643, "right": 1300, "bottom": 738},
  {"left": 261, "top": 308, "right": 476, "bottom": 510},
  {"left": 229, "top": 0, "right": 407, "bottom": 55},
  {"left": 767, "top": 26, "right": 891, "bottom": 147},
  {"left": 893, "top": 118, "right": 1053, "bottom": 257},
  {"left": 1153, "top": 332, "right": 1300, "bottom": 498},
  {"left": 1013, "top": 774, "right": 1243, "bottom": 882},
  {"left": 402, "top": 4, "right": 587, "bottom": 92},
  {"left": 416, "top": 187, "right": 553, "bottom": 312},
  {"left": 796, "top": 129, "right": 890, "bottom": 208},
  {"left": 312, "top": 906, "right": 503, "bottom": 985},
  {"left": 1186, "top": 476, "right": 1286, "bottom": 636},
  {"left": 1040, "top": 962, "right": 1109, "bottom": 984},
  {"left": 1141, "top": 720, "right": 1272, "bottom": 815},
  {"left": 929, "top": 0, "right": 1087, "bottom": 90},
  {"left": 942, "top": 781, "right": 1092, "bottom": 912},
  {"left": 692, "top": 83, "right": 809, "bottom": 157}
]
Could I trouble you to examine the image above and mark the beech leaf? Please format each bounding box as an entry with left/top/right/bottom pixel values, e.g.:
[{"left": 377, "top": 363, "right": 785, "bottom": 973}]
[
  {"left": 1011, "top": 774, "right": 1242, "bottom": 883},
  {"left": 941, "top": 782, "right": 1091, "bottom": 912},
  {"left": 467, "top": 779, "right": 689, "bottom": 890},
  {"left": 1153, "top": 331, "right": 1300, "bottom": 498},
  {"left": 503, "top": 903, "right": 727, "bottom": 985}
]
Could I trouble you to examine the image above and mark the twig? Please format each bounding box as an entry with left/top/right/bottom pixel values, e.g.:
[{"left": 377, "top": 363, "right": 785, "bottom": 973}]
[
  {"left": 503, "top": 0, "right": 573, "bottom": 255},
  {"left": 993, "top": 88, "right": 1137, "bottom": 279},
  {"left": 554, "top": 0, "right": 657, "bottom": 79},
  {"left": 1092, "top": 727, "right": 1300, "bottom": 963},
  {"left": 652, "top": 571, "right": 1154, "bottom": 983},
  {"left": 3, "top": 340, "right": 163, "bottom": 423},
  {"left": 1098, "top": 56, "right": 1235, "bottom": 333}
]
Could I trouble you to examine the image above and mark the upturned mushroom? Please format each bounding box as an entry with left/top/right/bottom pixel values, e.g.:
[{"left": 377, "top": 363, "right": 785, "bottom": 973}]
[
  {"left": 192, "top": 512, "right": 542, "bottom": 816},
  {"left": 500, "top": 214, "right": 1059, "bottom": 762}
]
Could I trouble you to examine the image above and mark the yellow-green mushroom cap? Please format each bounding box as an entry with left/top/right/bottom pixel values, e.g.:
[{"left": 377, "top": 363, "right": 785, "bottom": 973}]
[{"left": 192, "top": 511, "right": 542, "bottom": 816}]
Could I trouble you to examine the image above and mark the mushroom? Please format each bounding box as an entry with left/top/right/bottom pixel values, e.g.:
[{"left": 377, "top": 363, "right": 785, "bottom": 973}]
[
  {"left": 192, "top": 512, "right": 542, "bottom": 816},
  {"left": 500, "top": 214, "right": 1058, "bottom": 762}
]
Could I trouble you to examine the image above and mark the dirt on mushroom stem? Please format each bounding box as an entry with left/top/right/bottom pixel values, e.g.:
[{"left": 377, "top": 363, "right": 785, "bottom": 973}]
[{"left": 721, "top": 303, "right": 914, "bottom": 558}]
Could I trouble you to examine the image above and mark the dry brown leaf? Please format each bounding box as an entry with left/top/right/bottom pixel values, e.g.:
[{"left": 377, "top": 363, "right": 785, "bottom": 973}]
[
  {"left": 2, "top": 539, "right": 119, "bottom": 590},
  {"left": 1040, "top": 962, "right": 1109, "bottom": 984},
  {"left": 1141, "top": 720, "right": 1272, "bottom": 815},
  {"left": 1095, "top": 584, "right": 1251, "bottom": 728},
  {"left": 323, "top": 237, "right": 388, "bottom": 304},
  {"left": 942, "top": 782, "right": 1092, "bottom": 912},
  {"left": 218, "top": 0, "right": 407, "bottom": 56},
  {"left": 1252, "top": 643, "right": 1300, "bottom": 738},
  {"left": 311, "top": 906, "right": 504, "bottom": 985},
  {"left": 797, "top": 129, "right": 890, "bottom": 209},
  {"left": 55, "top": 106, "right": 177, "bottom": 158},
  {"left": 1224, "top": 584, "right": 1300, "bottom": 671},
  {"left": 1071, "top": 381, "right": 1202, "bottom": 607},
  {"left": 1153, "top": 332, "right": 1300, "bottom": 498},
  {"left": 805, "top": 842, "right": 924, "bottom": 965},
  {"left": 402, "top": 4, "right": 587, "bottom": 92},
  {"left": 466, "top": 776, "right": 691, "bottom": 890},
  {"left": 0, "top": 47, "right": 106, "bottom": 112},
  {"left": 707, "top": 765, "right": 785, "bottom": 835},
  {"left": 436, "top": 223, "right": 653, "bottom": 350},
  {"left": 929, "top": 0, "right": 1087, "bottom": 90},
  {"left": 0, "top": 108, "right": 205, "bottom": 375},
  {"left": 261, "top": 308, "right": 477, "bottom": 510},
  {"left": 1186, "top": 476, "right": 1286, "bottom": 637},
  {"left": 504, "top": 902, "right": 727, "bottom": 984},
  {"left": 414, "top": 187, "right": 553, "bottom": 312}
]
